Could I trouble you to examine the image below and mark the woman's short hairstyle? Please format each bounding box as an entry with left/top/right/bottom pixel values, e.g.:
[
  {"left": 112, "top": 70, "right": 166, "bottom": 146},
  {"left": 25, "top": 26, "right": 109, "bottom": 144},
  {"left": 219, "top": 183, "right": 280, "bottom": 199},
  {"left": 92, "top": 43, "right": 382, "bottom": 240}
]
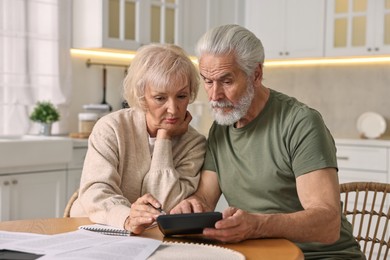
[
  {"left": 123, "top": 44, "right": 199, "bottom": 110},
  {"left": 196, "top": 24, "right": 264, "bottom": 78}
]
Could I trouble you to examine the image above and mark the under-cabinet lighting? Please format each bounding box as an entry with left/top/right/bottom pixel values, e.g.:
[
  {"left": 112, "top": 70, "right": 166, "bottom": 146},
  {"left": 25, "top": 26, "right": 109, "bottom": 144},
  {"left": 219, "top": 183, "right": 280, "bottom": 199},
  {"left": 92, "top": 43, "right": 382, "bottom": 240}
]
[
  {"left": 70, "top": 48, "right": 199, "bottom": 64},
  {"left": 71, "top": 49, "right": 390, "bottom": 67},
  {"left": 71, "top": 49, "right": 136, "bottom": 60},
  {"left": 264, "top": 56, "right": 390, "bottom": 67}
]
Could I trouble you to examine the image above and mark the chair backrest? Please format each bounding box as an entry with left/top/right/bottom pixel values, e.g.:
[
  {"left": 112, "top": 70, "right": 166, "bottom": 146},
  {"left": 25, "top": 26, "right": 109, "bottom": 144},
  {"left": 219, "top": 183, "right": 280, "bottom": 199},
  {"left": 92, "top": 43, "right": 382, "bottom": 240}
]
[
  {"left": 63, "top": 189, "right": 79, "bottom": 218},
  {"left": 340, "top": 182, "right": 390, "bottom": 260}
]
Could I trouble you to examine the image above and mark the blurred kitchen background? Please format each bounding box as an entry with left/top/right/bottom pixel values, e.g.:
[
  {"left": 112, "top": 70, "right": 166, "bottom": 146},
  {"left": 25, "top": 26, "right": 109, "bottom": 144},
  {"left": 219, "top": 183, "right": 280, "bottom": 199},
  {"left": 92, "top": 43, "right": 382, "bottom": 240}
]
[
  {"left": 2, "top": 0, "right": 390, "bottom": 138},
  {"left": 1, "top": 0, "right": 390, "bottom": 223},
  {"left": 69, "top": 0, "right": 390, "bottom": 139}
]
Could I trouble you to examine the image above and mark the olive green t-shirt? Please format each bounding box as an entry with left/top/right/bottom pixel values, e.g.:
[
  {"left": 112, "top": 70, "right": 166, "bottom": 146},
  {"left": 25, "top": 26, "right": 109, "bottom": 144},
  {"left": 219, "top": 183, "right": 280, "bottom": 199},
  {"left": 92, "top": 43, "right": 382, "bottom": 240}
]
[{"left": 203, "top": 89, "right": 365, "bottom": 259}]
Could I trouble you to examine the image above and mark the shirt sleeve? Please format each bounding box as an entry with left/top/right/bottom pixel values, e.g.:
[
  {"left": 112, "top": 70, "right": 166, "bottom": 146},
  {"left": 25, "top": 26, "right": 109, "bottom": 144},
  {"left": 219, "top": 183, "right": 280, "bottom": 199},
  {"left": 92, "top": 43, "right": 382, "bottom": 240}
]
[{"left": 287, "top": 108, "right": 338, "bottom": 177}]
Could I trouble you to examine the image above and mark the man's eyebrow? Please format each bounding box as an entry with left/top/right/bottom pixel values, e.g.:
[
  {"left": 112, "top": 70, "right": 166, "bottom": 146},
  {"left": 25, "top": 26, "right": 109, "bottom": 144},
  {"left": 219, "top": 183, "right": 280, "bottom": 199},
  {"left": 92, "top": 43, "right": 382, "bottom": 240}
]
[{"left": 200, "top": 73, "right": 233, "bottom": 80}]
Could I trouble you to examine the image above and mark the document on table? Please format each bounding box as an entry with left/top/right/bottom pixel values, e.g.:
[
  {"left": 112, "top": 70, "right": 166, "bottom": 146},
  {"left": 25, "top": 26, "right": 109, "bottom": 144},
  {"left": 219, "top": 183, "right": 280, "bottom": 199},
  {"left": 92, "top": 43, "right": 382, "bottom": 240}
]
[
  {"left": 0, "top": 230, "right": 161, "bottom": 260},
  {"left": 0, "top": 230, "right": 46, "bottom": 246}
]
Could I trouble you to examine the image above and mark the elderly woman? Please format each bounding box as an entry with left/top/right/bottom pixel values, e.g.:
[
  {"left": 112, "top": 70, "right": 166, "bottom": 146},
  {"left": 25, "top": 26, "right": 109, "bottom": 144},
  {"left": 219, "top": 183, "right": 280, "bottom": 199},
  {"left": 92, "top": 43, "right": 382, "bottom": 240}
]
[{"left": 70, "top": 44, "right": 206, "bottom": 234}]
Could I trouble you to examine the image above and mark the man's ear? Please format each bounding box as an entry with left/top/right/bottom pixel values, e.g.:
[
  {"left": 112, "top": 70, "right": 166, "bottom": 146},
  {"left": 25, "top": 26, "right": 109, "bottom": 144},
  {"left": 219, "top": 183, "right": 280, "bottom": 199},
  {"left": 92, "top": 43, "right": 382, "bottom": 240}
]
[{"left": 254, "top": 64, "right": 263, "bottom": 83}]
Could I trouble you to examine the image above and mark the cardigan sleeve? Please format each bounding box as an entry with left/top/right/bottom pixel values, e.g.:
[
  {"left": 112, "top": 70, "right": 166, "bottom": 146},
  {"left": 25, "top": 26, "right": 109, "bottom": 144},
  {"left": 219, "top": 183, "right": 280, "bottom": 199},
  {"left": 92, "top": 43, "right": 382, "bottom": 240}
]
[
  {"left": 75, "top": 109, "right": 206, "bottom": 228},
  {"left": 76, "top": 114, "right": 133, "bottom": 229},
  {"left": 141, "top": 128, "right": 206, "bottom": 212}
]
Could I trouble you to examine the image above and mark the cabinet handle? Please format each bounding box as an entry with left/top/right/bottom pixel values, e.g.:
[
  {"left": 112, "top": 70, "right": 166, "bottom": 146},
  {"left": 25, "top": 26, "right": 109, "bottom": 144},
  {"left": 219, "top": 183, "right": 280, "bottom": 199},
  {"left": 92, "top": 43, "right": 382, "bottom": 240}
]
[
  {"left": 285, "top": 52, "right": 289, "bottom": 56},
  {"left": 3, "top": 181, "right": 10, "bottom": 186},
  {"left": 11, "top": 180, "right": 18, "bottom": 185},
  {"left": 375, "top": 47, "right": 379, "bottom": 51},
  {"left": 337, "top": 156, "right": 349, "bottom": 160},
  {"left": 367, "top": 47, "right": 372, "bottom": 52}
]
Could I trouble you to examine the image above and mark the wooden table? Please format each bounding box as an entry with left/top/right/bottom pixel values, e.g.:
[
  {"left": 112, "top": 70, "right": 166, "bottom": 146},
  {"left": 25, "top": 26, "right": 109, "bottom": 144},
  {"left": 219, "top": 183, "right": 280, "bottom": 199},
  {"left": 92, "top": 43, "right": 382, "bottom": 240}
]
[{"left": 0, "top": 217, "right": 304, "bottom": 260}]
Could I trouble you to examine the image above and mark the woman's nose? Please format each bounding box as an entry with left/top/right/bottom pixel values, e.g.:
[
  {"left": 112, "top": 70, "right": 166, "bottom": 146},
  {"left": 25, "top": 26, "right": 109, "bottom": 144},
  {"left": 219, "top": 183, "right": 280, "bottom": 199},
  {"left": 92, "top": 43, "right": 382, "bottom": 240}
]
[{"left": 167, "top": 99, "right": 179, "bottom": 114}]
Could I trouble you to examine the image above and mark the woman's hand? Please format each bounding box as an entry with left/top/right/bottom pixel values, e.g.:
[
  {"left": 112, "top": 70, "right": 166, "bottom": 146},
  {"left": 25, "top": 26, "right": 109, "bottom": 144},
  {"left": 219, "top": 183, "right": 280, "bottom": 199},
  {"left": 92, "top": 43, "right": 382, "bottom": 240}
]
[
  {"left": 157, "top": 111, "right": 192, "bottom": 139},
  {"left": 125, "top": 193, "right": 164, "bottom": 234}
]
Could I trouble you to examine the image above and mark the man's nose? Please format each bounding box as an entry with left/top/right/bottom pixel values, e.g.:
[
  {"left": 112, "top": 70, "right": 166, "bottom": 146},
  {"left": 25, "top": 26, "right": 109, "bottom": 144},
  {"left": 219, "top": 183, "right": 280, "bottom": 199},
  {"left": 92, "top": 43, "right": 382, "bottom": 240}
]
[{"left": 209, "top": 83, "right": 224, "bottom": 101}]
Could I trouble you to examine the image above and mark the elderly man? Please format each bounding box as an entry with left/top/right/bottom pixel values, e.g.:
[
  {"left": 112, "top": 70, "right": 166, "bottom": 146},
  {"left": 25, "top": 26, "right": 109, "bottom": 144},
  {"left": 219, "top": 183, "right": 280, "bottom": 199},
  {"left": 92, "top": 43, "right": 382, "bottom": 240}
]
[{"left": 171, "top": 25, "right": 365, "bottom": 259}]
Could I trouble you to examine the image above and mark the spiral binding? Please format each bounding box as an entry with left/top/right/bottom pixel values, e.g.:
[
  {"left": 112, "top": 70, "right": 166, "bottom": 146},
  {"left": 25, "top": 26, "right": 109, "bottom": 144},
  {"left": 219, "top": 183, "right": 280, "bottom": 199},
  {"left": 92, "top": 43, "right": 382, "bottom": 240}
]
[{"left": 79, "top": 225, "right": 131, "bottom": 236}]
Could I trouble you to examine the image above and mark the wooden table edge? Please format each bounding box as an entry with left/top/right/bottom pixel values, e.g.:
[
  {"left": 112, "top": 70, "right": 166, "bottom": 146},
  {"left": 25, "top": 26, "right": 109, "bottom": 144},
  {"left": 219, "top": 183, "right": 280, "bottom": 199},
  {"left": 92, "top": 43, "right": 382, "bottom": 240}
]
[{"left": 0, "top": 217, "right": 304, "bottom": 260}]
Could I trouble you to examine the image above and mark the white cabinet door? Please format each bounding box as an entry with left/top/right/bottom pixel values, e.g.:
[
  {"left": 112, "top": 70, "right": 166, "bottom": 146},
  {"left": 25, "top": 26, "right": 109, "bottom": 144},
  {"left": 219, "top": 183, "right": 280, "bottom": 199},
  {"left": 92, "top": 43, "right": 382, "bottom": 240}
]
[
  {"left": 245, "top": 0, "right": 325, "bottom": 59},
  {"left": 245, "top": 0, "right": 285, "bottom": 59},
  {"left": 336, "top": 142, "right": 389, "bottom": 184},
  {"left": 373, "top": 0, "right": 390, "bottom": 54},
  {"left": 0, "top": 171, "right": 66, "bottom": 221},
  {"left": 66, "top": 146, "right": 87, "bottom": 200},
  {"left": 74, "top": 0, "right": 244, "bottom": 54},
  {"left": 73, "top": 0, "right": 145, "bottom": 50},
  {"left": 73, "top": 0, "right": 180, "bottom": 50},
  {"left": 67, "top": 170, "right": 82, "bottom": 201},
  {"left": 178, "top": 0, "right": 245, "bottom": 55},
  {"left": 325, "top": 0, "right": 390, "bottom": 56},
  {"left": 178, "top": 0, "right": 208, "bottom": 55},
  {"left": 338, "top": 169, "right": 388, "bottom": 184}
]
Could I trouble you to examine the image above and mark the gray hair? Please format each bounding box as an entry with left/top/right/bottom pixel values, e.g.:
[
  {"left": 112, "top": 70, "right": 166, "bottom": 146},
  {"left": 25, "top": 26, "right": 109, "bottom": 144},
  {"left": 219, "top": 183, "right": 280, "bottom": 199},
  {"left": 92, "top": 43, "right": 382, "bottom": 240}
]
[
  {"left": 195, "top": 24, "right": 264, "bottom": 77},
  {"left": 123, "top": 43, "right": 199, "bottom": 110}
]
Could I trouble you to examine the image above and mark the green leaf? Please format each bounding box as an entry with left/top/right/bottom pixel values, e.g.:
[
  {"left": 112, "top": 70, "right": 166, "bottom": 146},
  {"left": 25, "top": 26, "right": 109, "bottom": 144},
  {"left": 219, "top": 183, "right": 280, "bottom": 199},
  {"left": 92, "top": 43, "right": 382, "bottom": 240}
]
[{"left": 29, "top": 101, "right": 60, "bottom": 123}]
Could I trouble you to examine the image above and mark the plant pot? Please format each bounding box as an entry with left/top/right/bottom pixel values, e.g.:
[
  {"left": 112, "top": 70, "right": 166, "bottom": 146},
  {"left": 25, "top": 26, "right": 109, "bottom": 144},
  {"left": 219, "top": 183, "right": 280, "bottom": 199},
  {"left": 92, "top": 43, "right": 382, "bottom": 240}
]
[{"left": 39, "top": 123, "right": 52, "bottom": 136}]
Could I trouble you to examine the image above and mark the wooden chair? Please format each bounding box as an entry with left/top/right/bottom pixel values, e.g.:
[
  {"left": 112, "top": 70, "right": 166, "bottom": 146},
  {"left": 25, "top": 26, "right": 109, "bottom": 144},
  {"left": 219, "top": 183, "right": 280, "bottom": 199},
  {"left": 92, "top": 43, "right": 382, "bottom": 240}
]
[
  {"left": 340, "top": 182, "right": 390, "bottom": 260},
  {"left": 63, "top": 189, "right": 79, "bottom": 218}
]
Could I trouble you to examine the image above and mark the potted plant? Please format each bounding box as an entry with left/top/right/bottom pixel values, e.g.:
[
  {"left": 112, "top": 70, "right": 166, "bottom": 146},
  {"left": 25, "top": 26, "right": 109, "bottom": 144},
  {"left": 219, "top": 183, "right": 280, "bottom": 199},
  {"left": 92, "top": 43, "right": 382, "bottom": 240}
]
[{"left": 29, "top": 101, "right": 60, "bottom": 136}]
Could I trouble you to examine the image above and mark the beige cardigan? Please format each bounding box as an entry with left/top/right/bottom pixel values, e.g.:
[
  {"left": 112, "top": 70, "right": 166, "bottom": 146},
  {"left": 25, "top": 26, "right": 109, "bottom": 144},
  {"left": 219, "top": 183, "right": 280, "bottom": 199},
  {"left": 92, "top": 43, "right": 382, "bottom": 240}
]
[{"left": 70, "top": 108, "right": 206, "bottom": 228}]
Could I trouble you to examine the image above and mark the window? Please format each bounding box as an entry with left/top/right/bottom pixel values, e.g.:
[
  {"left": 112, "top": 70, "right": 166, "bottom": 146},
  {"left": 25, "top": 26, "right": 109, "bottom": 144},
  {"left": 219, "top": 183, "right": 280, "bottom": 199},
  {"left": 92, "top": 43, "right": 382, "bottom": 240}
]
[{"left": 0, "top": 0, "right": 72, "bottom": 135}]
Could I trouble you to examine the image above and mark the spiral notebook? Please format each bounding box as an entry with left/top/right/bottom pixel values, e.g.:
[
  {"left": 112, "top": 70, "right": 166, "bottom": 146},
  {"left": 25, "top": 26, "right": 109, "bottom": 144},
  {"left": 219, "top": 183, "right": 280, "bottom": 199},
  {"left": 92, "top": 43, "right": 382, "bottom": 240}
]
[{"left": 79, "top": 224, "right": 131, "bottom": 236}]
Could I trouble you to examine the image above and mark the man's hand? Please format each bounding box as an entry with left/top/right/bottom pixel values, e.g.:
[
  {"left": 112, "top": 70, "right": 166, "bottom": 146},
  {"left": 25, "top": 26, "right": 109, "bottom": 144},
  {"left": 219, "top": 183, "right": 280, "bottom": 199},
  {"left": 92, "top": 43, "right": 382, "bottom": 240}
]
[
  {"left": 203, "top": 207, "right": 260, "bottom": 243},
  {"left": 170, "top": 196, "right": 206, "bottom": 214},
  {"left": 125, "top": 193, "right": 163, "bottom": 234},
  {"left": 170, "top": 170, "right": 222, "bottom": 214}
]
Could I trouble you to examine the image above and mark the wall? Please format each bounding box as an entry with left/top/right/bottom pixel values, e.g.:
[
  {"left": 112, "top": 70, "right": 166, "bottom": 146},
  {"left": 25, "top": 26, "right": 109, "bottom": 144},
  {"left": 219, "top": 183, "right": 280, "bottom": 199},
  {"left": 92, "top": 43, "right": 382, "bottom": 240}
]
[
  {"left": 69, "top": 55, "right": 128, "bottom": 134},
  {"left": 69, "top": 54, "right": 214, "bottom": 137},
  {"left": 263, "top": 63, "right": 390, "bottom": 139},
  {"left": 70, "top": 56, "right": 390, "bottom": 140}
]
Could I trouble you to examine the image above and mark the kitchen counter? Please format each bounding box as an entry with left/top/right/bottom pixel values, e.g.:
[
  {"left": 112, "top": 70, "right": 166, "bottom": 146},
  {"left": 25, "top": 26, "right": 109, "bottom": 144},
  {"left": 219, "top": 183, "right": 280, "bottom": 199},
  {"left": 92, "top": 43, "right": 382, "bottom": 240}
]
[
  {"left": 0, "top": 135, "right": 88, "bottom": 174},
  {"left": 0, "top": 135, "right": 88, "bottom": 221},
  {"left": 336, "top": 137, "right": 390, "bottom": 147},
  {"left": 335, "top": 138, "right": 390, "bottom": 184},
  {"left": 72, "top": 137, "right": 88, "bottom": 148}
]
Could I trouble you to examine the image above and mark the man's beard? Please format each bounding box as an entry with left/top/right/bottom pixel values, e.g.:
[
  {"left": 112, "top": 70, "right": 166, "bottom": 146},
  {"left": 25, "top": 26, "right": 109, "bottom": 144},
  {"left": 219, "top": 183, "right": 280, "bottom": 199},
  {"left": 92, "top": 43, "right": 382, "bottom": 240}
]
[{"left": 209, "top": 82, "right": 254, "bottom": 126}]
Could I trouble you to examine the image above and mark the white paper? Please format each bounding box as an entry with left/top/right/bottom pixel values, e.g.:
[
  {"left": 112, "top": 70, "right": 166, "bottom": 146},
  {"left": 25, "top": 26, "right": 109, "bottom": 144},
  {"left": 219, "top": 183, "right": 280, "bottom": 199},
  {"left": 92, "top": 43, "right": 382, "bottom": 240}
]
[
  {"left": 1, "top": 230, "right": 161, "bottom": 260},
  {"left": 0, "top": 230, "right": 47, "bottom": 248},
  {"left": 40, "top": 237, "right": 162, "bottom": 260}
]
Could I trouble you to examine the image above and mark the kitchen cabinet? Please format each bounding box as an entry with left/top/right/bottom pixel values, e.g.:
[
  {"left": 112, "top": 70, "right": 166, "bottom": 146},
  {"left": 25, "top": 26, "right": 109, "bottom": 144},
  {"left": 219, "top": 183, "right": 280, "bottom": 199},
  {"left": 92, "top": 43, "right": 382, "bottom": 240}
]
[
  {"left": 73, "top": 0, "right": 245, "bottom": 54},
  {"left": 66, "top": 142, "right": 88, "bottom": 201},
  {"left": 245, "top": 0, "right": 325, "bottom": 59},
  {"left": 0, "top": 138, "right": 88, "bottom": 221},
  {"left": 73, "top": 0, "right": 180, "bottom": 50},
  {"left": 336, "top": 138, "right": 389, "bottom": 260},
  {"left": 0, "top": 170, "right": 66, "bottom": 221},
  {"left": 325, "top": 0, "right": 390, "bottom": 56},
  {"left": 335, "top": 139, "right": 390, "bottom": 184},
  {"left": 179, "top": 0, "right": 245, "bottom": 55}
]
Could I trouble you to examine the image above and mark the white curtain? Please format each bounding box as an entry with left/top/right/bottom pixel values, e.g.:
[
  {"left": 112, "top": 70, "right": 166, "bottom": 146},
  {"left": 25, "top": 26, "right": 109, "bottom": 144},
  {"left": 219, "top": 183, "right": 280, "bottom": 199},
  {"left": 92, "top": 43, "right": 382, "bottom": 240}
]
[{"left": 0, "top": 0, "right": 72, "bottom": 135}]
